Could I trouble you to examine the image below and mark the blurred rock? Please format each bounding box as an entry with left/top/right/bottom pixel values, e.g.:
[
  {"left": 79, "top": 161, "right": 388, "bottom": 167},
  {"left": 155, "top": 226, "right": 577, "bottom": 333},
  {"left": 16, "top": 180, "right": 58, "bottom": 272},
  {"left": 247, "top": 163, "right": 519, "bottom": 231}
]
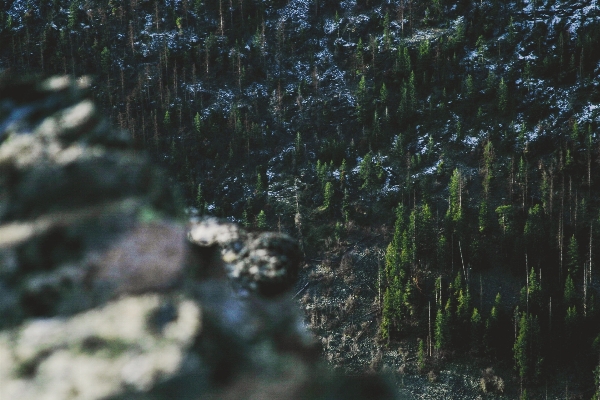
[
  {"left": 0, "top": 75, "right": 398, "bottom": 400},
  {"left": 188, "top": 217, "right": 302, "bottom": 296}
]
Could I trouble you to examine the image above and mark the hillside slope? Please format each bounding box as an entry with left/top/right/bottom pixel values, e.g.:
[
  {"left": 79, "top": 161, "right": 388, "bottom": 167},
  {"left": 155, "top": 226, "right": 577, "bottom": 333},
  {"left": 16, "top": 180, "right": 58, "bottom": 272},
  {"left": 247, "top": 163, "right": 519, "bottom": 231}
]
[{"left": 2, "top": 0, "right": 600, "bottom": 397}]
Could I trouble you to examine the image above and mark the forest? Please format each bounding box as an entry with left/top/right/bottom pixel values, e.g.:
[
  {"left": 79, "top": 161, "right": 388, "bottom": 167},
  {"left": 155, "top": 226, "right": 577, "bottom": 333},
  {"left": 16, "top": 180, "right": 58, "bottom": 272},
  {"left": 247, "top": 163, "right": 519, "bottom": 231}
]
[{"left": 2, "top": 0, "right": 600, "bottom": 397}]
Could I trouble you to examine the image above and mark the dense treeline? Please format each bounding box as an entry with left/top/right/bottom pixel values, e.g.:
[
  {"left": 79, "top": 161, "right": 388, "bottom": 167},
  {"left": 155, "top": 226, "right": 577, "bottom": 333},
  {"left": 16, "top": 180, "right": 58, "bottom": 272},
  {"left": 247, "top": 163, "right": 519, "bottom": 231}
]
[{"left": 2, "top": 0, "right": 600, "bottom": 395}]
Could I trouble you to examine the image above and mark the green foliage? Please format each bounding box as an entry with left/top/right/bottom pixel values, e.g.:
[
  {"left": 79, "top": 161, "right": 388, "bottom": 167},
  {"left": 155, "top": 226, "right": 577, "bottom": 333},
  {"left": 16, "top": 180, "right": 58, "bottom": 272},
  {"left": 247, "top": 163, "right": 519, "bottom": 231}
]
[
  {"left": 342, "top": 188, "right": 350, "bottom": 223},
  {"left": 163, "top": 110, "right": 171, "bottom": 126},
  {"left": 68, "top": 1, "right": 79, "bottom": 29},
  {"left": 495, "top": 205, "right": 516, "bottom": 236},
  {"left": 464, "top": 74, "right": 474, "bottom": 98},
  {"left": 322, "top": 181, "right": 334, "bottom": 211},
  {"left": 567, "top": 234, "right": 580, "bottom": 275},
  {"left": 358, "top": 152, "right": 383, "bottom": 191},
  {"left": 256, "top": 210, "right": 267, "bottom": 229},
  {"left": 565, "top": 305, "right": 578, "bottom": 341},
  {"left": 435, "top": 307, "right": 449, "bottom": 351},
  {"left": 417, "top": 338, "right": 426, "bottom": 371},
  {"left": 508, "top": 17, "right": 516, "bottom": 44},
  {"left": 241, "top": 209, "right": 250, "bottom": 228},
  {"left": 484, "top": 293, "right": 501, "bottom": 356},
  {"left": 193, "top": 112, "right": 203, "bottom": 134},
  {"left": 498, "top": 78, "right": 508, "bottom": 113},
  {"left": 447, "top": 169, "right": 463, "bottom": 224},
  {"left": 255, "top": 166, "right": 266, "bottom": 193},
  {"left": 593, "top": 364, "right": 600, "bottom": 400},
  {"left": 100, "top": 47, "right": 111, "bottom": 73},
  {"left": 520, "top": 268, "right": 542, "bottom": 312},
  {"left": 456, "top": 288, "right": 471, "bottom": 323},
  {"left": 513, "top": 312, "right": 542, "bottom": 380},
  {"left": 564, "top": 274, "right": 576, "bottom": 307},
  {"left": 379, "top": 83, "right": 388, "bottom": 104},
  {"left": 478, "top": 199, "right": 490, "bottom": 233}
]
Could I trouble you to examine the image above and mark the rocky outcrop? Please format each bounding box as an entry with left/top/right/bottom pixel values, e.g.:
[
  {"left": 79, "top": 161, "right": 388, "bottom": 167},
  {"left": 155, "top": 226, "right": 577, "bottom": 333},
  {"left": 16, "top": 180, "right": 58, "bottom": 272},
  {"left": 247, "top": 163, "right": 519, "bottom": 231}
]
[{"left": 0, "top": 75, "right": 397, "bottom": 399}]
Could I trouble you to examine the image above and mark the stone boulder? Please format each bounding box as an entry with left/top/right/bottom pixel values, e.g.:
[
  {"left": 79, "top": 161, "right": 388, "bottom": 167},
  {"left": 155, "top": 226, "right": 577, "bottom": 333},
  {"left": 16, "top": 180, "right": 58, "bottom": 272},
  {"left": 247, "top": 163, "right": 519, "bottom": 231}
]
[{"left": 0, "top": 75, "right": 398, "bottom": 399}]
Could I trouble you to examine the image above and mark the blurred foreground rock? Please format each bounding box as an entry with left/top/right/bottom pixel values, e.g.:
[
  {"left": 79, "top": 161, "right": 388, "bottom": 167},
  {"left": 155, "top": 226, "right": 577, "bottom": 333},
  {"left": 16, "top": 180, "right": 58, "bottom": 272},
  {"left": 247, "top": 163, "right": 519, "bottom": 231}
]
[{"left": 0, "top": 75, "right": 398, "bottom": 399}]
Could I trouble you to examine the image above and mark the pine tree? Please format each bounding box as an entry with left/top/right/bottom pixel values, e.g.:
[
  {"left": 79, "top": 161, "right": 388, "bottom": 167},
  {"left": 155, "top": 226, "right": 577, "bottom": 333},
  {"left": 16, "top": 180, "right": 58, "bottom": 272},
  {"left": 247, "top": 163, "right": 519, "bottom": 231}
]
[
  {"left": 592, "top": 364, "right": 600, "bottom": 400},
  {"left": 417, "top": 338, "right": 426, "bottom": 371},
  {"left": 567, "top": 234, "right": 580, "bottom": 275},
  {"left": 565, "top": 305, "right": 578, "bottom": 344},
  {"left": 513, "top": 312, "right": 542, "bottom": 380},
  {"left": 193, "top": 112, "right": 202, "bottom": 134},
  {"left": 256, "top": 210, "right": 267, "bottom": 229},
  {"left": 342, "top": 188, "right": 350, "bottom": 223},
  {"left": 564, "top": 274, "right": 576, "bottom": 307},
  {"left": 498, "top": 77, "right": 508, "bottom": 113},
  {"left": 465, "top": 74, "right": 474, "bottom": 98},
  {"left": 241, "top": 209, "right": 249, "bottom": 228},
  {"left": 434, "top": 307, "right": 449, "bottom": 351},
  {"left": 100, "top": 46, "right": 111, "bottom": 73},
  {"left": 484, "top": 293, "right": 501, "bottom": 357},
  {"left": 322, "top": 181, "right": 334, "bottom": 211},
  {"left": 447, "top": 168, "right": 463, "bottom": 223},
  {"left": 408, "top": 70, "right": 417, "bottom": 111}
]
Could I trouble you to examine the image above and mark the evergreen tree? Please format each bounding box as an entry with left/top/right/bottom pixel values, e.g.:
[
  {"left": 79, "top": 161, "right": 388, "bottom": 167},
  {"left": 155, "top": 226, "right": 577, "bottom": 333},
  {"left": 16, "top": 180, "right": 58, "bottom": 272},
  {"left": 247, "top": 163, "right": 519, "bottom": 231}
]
[
  {"left": 567, "top": 234, "right": 580, "bottom": 275},
  {"left": 408, "top": 70, "right": 417, "bottom": 111},
  {"left": 194, "top": 112, "right": 202, "bottom": 134},
  {"left": 241, "top": 209, "right": 250, "bottom": 228},
  {"left": 447, "top": 168, "right": 464, "bottom": 223},
  {"left": 565, "top": 305, "right": 578, "bottom": 345},
  {"left": 342, "top": 188, "right": 350, "bottom": 223},
  {"left": 417, "top": 338, "right": 426, "bottom": 371},
  {"left": 465, "top": 74, "right": 474, "bottom": 98},
  {"left": 434, "top": 307, "right": 449, "bottom": 351},
  {"left": 100, "top": 46, "right": 111, "bottom": 73},
  {"left": 520, "top": 267, "right": 542, "bottom": 313},
  {"left": 484, "top": 293, "right": 502, "bottom": 357},
  {"left": 592, "top": 364, "right": 600, "bottom": 400},
  {"left": 322, "top": 181, "right": 334, "bottom": 211},
  {"left": 513, "top": 312, "right": 542, "bottom": 381},
  {"left": 498, "top": 77, "right": 508, "bottom": 113},
  {"left": 564, "top": 274, "right": 576, "bottom": 307},
  {"left": 256, "top": 210, "right": 267, "bottom": 229}
]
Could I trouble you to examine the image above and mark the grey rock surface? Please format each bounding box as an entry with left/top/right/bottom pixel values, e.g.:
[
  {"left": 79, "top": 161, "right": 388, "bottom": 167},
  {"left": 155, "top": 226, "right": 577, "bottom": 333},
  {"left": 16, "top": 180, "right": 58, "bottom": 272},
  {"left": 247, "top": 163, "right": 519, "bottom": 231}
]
[{"left": 0, "top": 75, "right": 398, "bottom": 399}]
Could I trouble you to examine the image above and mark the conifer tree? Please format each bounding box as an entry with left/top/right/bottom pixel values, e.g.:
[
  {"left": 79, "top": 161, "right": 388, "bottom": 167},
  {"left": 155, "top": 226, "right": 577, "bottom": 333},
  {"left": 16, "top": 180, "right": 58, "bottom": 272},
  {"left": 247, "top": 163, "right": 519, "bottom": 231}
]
[
  {"left": 564, "top": 274, "right": 576, "bottom": 307},
  {"left": 194, "top": 112, "right": 202, "bottom": 134},
  {"left": 434, "top": 307, "right": 449, "bottom": 352},
  {"left": 256, "top": 210, "right": 267, "bottom": 229},
  {"left": 322, "top": 181, "right": 334, "bottom": 211},
  {"left": 465, "top": 74, "right": 474, "bottom": 98},
  {"left": 484, "top": 293, "right": 501, "bottom": 357},
  {"left": 417, "top": 338, "right": 426, "bottom": 371},
  {"left": 447, "top": 168, "right": 464, "bottom": 224},
  {"left": 498, "top": 77, "right": 508, "bottom": 113},
  {"left": 592, "top": 364, "right": 600, "bottom": 400},
  {"left": 513, "top": 312, "right": 542, "bottom": 381},
  {"left": 567, "top": 234, "right": 580, "bottom": 275}
]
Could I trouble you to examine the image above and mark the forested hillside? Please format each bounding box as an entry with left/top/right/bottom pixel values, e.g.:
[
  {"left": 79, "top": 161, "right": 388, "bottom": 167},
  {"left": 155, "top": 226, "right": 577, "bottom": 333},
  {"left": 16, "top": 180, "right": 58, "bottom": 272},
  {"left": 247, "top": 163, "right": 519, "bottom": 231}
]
[{"left": 2, "top": 0, "right": 600, "bottom": 397}]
